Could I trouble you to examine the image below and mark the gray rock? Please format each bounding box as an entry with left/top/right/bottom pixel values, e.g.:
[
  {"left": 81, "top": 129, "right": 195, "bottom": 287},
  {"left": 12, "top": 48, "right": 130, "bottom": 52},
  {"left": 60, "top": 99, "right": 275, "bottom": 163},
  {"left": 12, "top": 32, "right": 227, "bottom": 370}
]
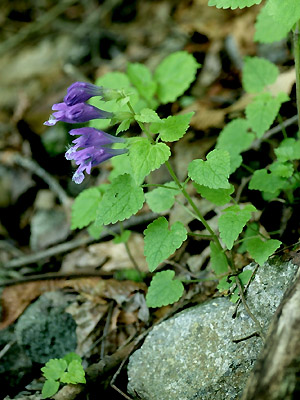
[
  {"left": 0, "top": 326, "right": 32, "bottom": 398},
  {"left": 128, "top": 260, "right": 298, "bottom": 400},
  {"left": 15, "top": 291, "right": 77, "bottom": 364}
]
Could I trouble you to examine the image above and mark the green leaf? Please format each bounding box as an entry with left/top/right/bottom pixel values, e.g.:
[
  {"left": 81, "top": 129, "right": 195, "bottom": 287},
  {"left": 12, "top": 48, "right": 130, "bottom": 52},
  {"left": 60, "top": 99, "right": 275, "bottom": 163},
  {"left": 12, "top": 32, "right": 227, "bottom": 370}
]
[
  {"left": 188, "top": 149, "right": 231, "bottom": 189},
  {"left": 88, "top": 221, "right": 104, "bottom": 239},
  {"left": 145, "top": 182, "right": 180, "bottom": 213},
  {"left": 210, "top": 242, "right": 229, "bottom": 275},
  {"left": 134, "top": 108, "right": 161, "bottom": 123},
  {"left": 71, "top": 187, "right": 102, "bottom": 229},
  {"left": 194, "top": 183, "right": 234, "bottom": 206},
  {"left": 208, "top": 0, "right": 262, "bottom": 9},
  {"left": 127, "top": 63, "right": 157, "bottom": 106},
  {"left": 238, "top": 269, "right": 253, "bottom": 286},
  {"left": 116, "top": 118, "right": 132, "bottom": 134},
  {"left": 109, "top": 151, "right": 133, "bottom": 182},
  {"left": 269, "top": 161, "right": 294, "bottom": 178},
  {"left": 113, "top": 230, "right": 131, "bottom": 244},
  {"left": 246, "top": 237, "right": 282, "bottom": 265},
  {"left": 144, "top": 217, "right": 187, "bottom": 272},
  {"left": 255, "top": 2, "right": 290, "bottom": 43},
  {"left": 218, "top": 204, "right": 256, "bottom": 250},
  {"left": 216, "top": 119, "right": 254, "bottom": 172},
  {"left": 89, "top": 72, "right": 145, "bottom": 130},
  {"left": 249, "top": 169, "right": 287, "bottom": 193},
  {"left": 63, "top": 353, "right": 82, "bottom": 366},
  {"left": 237, "top": 222, "right": 259, "bottom": 253},
  {"left": 242, "top": 57, "right": 279, "bottom": 93},
  {"left": 41, "top": 359, "right": 67, "bottom": 381},
  {"left": 154, "top": 51, "right": 199, "bottom": 104},
  {"left": 267, "top": 0, "right": 300, "bottom": 35},
  {"left": 150, "top": 112, "right": 194, "bottom": 142},
  {"left": 245, "top": 93, "right": 284, "bottom": 138},
  {"left": 146, "top": 270, "right": 184, "bottom": 307},
  {"left": 129, "top": 138, "right": 171, "bottom": 184},
  {"left": 96, "top": 174, "right": 144, "bottom": 226},
  {"left": 42, "top": 380, "right": 60, "bottom": 399},
  {"left": 274, "top": 138, "right": 300, "bottom": 162},
  {"left": 60, "top": 360, "right": 86, "bottom": 385}
]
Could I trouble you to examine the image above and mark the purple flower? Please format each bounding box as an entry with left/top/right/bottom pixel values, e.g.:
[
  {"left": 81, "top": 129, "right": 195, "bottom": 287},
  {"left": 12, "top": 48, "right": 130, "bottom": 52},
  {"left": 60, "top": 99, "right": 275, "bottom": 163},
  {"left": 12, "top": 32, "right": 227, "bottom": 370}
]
[
  {"left": 64, "top": 82, "right": 105, "bottom": 106},
  {"left": 65, "top": 127, "right": 127, "bottom": 184},
  {"left": 44, "top": 102, "right": 113, "bottom": 126}
]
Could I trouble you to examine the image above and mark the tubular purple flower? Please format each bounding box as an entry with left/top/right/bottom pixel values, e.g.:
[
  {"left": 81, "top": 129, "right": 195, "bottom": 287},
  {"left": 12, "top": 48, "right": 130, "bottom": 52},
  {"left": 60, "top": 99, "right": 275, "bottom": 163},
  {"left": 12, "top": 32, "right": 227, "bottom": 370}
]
[
  {"left": 44, "top": 103, "right": 113, "bottom": 126},
  {"left": 64, "top": 82, "right": 105, "bottom": 106},
  {"left": 69, "top": 147, "right": 127, "bottom": 184},
  {"left": 65, "top": 127, "right": 127, "bottom": 183}
]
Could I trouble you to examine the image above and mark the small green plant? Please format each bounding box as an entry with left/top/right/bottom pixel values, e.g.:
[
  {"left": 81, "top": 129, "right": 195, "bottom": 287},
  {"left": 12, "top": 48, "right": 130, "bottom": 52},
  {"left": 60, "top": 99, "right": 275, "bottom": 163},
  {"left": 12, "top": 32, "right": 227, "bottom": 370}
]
[
  {"left": 41, "top": 353, "right": 86, "bottom": 399},
  {"left": 44, "top": 0, "right": 300, "bottom": 335}
]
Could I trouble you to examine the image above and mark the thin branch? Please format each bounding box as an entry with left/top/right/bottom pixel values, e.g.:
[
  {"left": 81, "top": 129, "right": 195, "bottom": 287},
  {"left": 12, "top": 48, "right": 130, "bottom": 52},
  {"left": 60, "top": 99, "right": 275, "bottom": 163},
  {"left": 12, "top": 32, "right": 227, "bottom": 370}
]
[{"left": 1, "top": 212, "right": 158, "bottom": 269}]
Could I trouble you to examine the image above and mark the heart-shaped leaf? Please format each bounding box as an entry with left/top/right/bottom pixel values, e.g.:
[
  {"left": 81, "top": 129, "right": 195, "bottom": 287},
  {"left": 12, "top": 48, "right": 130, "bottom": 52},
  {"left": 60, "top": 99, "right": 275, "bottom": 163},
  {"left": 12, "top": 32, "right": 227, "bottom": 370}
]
[
  {"left": 146, "top": 270, "right": 184, "bottom": 307},
  {"left": 144, "top": 217, "right": 187, "bottom": 272},
  {"left": 246, "top": 238, "right": 281, "bottom": 265},
  {"left": 188, "top": 149, "right": 231, "bottom": 189}
]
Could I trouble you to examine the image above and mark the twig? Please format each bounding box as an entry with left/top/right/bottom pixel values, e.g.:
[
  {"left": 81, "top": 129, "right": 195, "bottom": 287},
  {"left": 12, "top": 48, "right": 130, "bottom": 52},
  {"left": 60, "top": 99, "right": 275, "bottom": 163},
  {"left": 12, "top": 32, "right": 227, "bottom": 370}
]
[
  {"left": 0, "top": 0, "right": 77, "bottom": 57},
  {"left": 13, "top": 154, "right": 71, "bottom": 208},
  {"left": 1, "top": 212, "right": 158, "bottom": 269},
  {"left": 232, "top": 264, "right": 260, "bottom": 318},
  {"left": 232, "top": 331, "right": 261, "bottom": 344},
  {"left": 234, "top": 274, "right": 266, "bottom": 342},
  {"left": 251, "top": 115, "right": 298, "bottom": 150},
  {"left": 101, "top": 302, "right": 114, "bottom": 359}
]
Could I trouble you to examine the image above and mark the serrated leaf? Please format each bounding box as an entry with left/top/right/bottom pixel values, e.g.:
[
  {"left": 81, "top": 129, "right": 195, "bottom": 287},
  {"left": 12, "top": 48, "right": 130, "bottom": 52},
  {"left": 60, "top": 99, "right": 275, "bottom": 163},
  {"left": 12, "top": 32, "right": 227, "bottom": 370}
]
[
  {"left": 144, "top": 217, "right": 187, "bottom": 272},
  {"left": 146, "top": 270, "right": 184, "bottom": 307},
  {"left": 218, "top": 204, "right": 256, "bottom": 250},
  {"left": 41, "top": 359, "right": 67, "bottom": 381},
  {"left": 42, "top": 380, "right": 60, "bottom": 399},
  {"left": 113, "top": 230, "right": 131, "bottom": 244},
  {"left": 255, "top": 2, "right": 290, "bottom": 43},
  {"left": 274, "top": 138, "right": 300, "bottom": 162},
  {"left": 188, "top": 149, "right": 231, "bottom": 189},
  {"left": 216, "top": 119, "right": 254, "bottom": 172},
  {"left": 145, "top": 182, "right": 180, "bottom": 213},
  {"left": 96, "top": 174, "right": 144, "bottom": 225},
  {"left": 242, "top": 57, "right": 279, "bottom": 93},
  {"left": 246, "top": 93, "right": 283, "bottom": 137},
  {"left": 134, "top": 108, "right": 161, "bottom": 123},
  {"left": 154, "top": 51, "right": 199, "bottom": 104},
  {"left": 269, "top": 161, "right": 294, "bottom": 178},
  {"left": 116, "top": 118, "right": 132, "bottom": 134},
  {"left": 194, "top": 183, "right": 234, "bottom": 206},
  {"left": 71, "top": 187, "right": 102, "bottom": 229},
  {"left": 129, "top": 138, "right": 171, "bottom": 184},
  {"left": 60, "top": 360, "right": 86, "bottom": 384},
  {"left": 63, "top": 353, "right": 82, "bottom": 366},
  {"left": 127, "top": 63, "right": 157, "bottom": 105},
  {"left": 249, "top": 169, "right": 287, "bottom": 193},
  {"left": 210, "top": 242, "right": 229, "bottom": 275},
  {"left": 246, "top": 237, "right": 281, "bottom": 265},
  {"left": 150, "top": 112, "right": 194, "bottom": 142},
  {"left": 208, "top": 0, "right": 262, "bottom": 9}
]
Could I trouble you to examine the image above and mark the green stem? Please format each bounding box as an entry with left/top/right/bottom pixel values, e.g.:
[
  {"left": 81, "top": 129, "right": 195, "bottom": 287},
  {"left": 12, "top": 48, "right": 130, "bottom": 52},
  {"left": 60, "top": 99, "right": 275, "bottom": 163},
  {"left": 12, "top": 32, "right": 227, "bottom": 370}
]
[
  {"left": 294, "top": 21, "right": 300, "bottom": 131},
  {"left": 277, "top": 114, "right": 287, "bottom": 139},
  {"left": 165, "top": 160, "right": 223, "bottom": 250}
]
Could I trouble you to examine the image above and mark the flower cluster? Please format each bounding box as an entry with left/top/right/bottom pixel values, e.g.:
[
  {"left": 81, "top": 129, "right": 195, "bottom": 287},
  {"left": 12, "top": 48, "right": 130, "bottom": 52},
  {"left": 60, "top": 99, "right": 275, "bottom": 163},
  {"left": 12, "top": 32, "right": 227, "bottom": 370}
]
[{"left": 44, "top": 82, "right": 127, "bottom": 184}]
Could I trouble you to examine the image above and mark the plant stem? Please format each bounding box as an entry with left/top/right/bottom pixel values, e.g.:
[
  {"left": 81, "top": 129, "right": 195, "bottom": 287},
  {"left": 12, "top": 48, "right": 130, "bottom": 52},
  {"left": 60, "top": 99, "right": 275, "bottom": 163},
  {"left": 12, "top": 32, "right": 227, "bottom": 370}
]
[
  {"left": 165, "top": 160, "right": 223, "bottom": 250},
  {"left": 294, "top": 21, "right": 300, "bottom": 130}
]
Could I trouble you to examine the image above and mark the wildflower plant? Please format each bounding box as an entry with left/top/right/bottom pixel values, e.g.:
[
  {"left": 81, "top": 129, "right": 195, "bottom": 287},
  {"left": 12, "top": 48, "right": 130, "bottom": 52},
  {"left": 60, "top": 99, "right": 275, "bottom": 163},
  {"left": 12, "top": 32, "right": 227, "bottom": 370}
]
[{"left": 44, "top": 0, "right": 300, "bottom": 313}]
